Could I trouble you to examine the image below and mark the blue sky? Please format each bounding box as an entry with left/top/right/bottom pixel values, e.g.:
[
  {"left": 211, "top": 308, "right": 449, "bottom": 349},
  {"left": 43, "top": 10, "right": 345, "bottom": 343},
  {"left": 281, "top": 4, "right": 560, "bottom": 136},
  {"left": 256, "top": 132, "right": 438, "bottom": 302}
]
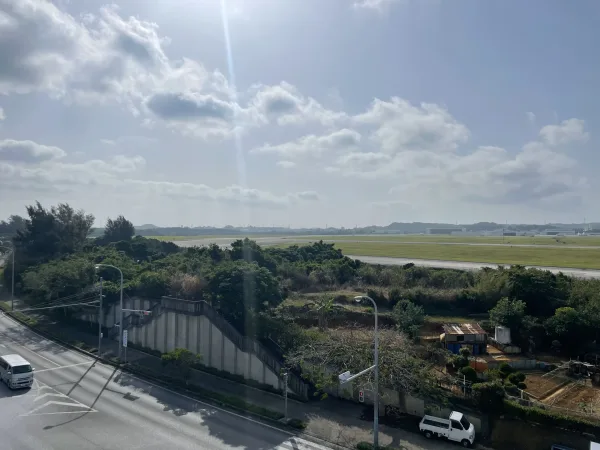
[{"left": 0, "top": 0, "right": 598, "bottom": 227}]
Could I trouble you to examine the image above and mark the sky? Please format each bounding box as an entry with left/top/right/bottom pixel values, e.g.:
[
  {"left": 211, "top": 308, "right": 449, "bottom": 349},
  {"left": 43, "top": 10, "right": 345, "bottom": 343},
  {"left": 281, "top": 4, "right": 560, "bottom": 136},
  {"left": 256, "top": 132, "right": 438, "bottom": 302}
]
[{"left": 1, "top": 0, "right": 599, "bottom": 228}]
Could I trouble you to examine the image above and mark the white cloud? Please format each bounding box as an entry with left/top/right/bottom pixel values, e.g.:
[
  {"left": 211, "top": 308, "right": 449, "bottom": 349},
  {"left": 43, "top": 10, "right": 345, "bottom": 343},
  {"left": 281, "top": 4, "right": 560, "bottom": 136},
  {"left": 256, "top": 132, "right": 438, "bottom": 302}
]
[
  {"left": 0, "top": 139, "right": 66, "bottom": 163},
  {"left": 0, "top": 106, "right": 4, "bottom": 120},
  {"left": 353, "top": 0, "right": 404, "bottom": 10},
  {"left": 0, "top": 141, "right": 317, "bottom": 209},
  {"left": 249, "top": 82, "right": 347, "bottom": 127},
  {"left": 325, "top": 114, "right": 588, "bottom": 208},
  {"left": 539, "top": 118, "right": 589, "bottom": 146},
  {"left": 252, "top": 129, "right": 361, "bottom": 158},
  {"left": 276, "top": 160, "right": 296, "bottom": 169},
  {"left": 354, "top": 97, "right": 470, "bottom": 154},
  {"left": 526, "top": 112, "right": 536, "bottom": 124},
  {"left": 118, "top": 180, "right": 318, "bottom": 208}
]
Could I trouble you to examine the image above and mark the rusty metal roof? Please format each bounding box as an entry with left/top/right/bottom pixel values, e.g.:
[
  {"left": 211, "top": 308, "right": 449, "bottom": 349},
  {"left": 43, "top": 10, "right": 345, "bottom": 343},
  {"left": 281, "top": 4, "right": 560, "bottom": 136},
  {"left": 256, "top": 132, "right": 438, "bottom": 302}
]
[{"left": 442, "top": 323, "right": 486, "bottom": 335}]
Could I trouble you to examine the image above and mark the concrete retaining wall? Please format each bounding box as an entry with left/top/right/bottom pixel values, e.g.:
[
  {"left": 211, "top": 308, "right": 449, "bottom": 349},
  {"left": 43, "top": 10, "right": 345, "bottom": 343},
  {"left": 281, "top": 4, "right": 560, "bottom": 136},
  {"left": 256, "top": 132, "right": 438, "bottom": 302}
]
[{"left": 79, "top": 298, "right": 285, "bottom": 392}]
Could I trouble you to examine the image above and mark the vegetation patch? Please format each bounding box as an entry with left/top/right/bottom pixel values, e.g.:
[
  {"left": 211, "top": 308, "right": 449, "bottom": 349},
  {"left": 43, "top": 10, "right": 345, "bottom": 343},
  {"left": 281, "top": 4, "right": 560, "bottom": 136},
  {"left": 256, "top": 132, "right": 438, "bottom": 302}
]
[
  {"left": 294, "top": 234, "right": 600, "bottom": 247},
  {"left": 278, "top": 241, "right": 600, "bottom": 270}
]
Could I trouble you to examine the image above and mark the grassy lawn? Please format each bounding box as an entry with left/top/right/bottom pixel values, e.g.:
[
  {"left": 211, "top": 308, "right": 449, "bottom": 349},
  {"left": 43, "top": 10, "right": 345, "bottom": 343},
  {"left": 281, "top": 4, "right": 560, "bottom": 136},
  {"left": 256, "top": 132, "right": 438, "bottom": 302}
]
[
  {"left": 275, "top": 241, "right": 600, "bottom": 269},
  {"left": 289, "top": 235, "right": 600, "bottom": 247}
]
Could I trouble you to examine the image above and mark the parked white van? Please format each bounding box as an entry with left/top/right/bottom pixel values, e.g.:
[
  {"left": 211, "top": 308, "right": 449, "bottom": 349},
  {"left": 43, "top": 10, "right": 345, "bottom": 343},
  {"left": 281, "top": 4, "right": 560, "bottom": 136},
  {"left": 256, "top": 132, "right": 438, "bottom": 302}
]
[
  {"left": 0, "top": 354, "right": 34, "bottom": 389},
  {"left": 419, "top": 410, "right": 475, "bottom": 447}
]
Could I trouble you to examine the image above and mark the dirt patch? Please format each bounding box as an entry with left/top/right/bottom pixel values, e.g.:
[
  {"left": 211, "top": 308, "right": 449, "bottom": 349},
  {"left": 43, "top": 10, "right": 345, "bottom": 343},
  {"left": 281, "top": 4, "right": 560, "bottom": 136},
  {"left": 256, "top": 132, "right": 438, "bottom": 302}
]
[
  {"left": 551, "top": 381, "right": 600, "bottom": 414},
  {"left": 524, "top": 372, "right": 570, "bottom": 400}
]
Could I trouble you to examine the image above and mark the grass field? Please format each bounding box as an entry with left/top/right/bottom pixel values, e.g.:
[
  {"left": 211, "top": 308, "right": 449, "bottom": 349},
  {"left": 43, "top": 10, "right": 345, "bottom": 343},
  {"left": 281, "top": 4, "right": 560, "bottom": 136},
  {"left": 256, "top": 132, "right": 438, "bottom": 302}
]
[
  {"left": 276, "top": 241, "right": 600, "bottom": 270},
  {"left": 146, "top": 235, "right": 241, "bottom": 241},
  {"left": 290, "top": 234, "right": 600, "bottom": 246}
]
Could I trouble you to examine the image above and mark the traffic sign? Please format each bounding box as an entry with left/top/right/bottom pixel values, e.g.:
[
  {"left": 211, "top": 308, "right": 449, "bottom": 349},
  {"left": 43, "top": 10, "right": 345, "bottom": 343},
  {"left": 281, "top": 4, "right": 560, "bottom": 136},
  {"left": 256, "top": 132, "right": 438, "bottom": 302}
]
[
  {"left": 123, "top": 330, "right": 128, "bottom": 347},
  {"left": 358, "top": 390, "right": 364, "bottom": 402}
]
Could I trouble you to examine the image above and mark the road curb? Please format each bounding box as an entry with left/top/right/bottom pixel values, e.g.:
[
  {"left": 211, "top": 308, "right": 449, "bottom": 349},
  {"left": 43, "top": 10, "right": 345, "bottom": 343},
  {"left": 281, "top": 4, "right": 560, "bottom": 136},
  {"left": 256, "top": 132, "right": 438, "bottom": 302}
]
[{"left": 1, "top": 309, "right": 354, "bottom": 450}]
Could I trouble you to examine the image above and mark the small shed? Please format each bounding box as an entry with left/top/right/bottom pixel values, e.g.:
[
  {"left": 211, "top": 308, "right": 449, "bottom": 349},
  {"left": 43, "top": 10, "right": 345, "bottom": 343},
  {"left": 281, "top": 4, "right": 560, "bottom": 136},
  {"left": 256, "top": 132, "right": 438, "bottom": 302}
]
[{"left": 441, "top": 323, "right": 487, "bottom": 356}]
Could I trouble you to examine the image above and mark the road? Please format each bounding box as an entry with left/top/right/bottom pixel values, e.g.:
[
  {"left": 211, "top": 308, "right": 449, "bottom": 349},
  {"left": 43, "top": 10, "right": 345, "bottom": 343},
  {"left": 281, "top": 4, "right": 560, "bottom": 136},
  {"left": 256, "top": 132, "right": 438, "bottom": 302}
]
[
  {"left": 0, "top": 313, "right": 333, "bottom": 450},
  {"left": 172, "top": 237, "right": 600, "bottom": 279}
]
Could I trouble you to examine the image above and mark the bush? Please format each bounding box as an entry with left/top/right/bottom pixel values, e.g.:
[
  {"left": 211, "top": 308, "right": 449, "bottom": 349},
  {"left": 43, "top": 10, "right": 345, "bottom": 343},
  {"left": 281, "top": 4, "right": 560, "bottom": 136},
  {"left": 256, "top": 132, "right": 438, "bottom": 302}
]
[
  {"left": 499, "top": 362, "right": 513, "bottom": 377},
  {"left": 460, "top": 366, "right": 478, "bottom": 383},
  {"left": 286, "top": 418, "right": 307, "bottom": 430},
  {"left": 503, "top": 400, "right": 600, "bottom": 435},
  {"left": 507, "top": 372, "right": 526, "bottom": 385}
]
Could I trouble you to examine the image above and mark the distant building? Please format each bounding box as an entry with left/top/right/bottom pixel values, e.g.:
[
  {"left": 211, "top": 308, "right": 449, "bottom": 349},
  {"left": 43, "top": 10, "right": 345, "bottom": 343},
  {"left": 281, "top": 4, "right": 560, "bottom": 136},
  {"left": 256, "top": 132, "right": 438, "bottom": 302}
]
[
  {"left": 426, "top": 228, "right": 465, "bottom": 235},
  {"left": 440, "top": 323, "right": 487, "bottom": 356},
  {"left": 542, "top": 229, "right": 576, "bottom": 236}
]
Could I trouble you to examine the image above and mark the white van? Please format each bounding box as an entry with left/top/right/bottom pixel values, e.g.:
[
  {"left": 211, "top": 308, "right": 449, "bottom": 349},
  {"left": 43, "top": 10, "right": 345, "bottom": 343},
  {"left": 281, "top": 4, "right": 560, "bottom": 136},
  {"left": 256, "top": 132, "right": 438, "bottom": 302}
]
[
  {"left": 419, "top": 410, "right": 475, "bottom": 447},
  {"left": 0, "top": 354, "right": 34, "bottom": 389}
]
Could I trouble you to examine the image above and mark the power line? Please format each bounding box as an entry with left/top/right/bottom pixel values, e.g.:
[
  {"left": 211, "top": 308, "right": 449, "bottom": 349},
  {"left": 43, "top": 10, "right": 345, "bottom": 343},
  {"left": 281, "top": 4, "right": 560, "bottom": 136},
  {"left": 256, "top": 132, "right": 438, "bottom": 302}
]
[{"left": 13, "top": 299, "right": 99, "bottom": 313}]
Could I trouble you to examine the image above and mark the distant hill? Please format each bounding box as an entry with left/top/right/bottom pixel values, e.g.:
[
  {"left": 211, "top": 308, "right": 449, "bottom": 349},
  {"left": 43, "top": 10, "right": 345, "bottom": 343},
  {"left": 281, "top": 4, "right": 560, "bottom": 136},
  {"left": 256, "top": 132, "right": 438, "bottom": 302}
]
[{"left": 132, "top": 221, "right": 598, "bottom": 237}]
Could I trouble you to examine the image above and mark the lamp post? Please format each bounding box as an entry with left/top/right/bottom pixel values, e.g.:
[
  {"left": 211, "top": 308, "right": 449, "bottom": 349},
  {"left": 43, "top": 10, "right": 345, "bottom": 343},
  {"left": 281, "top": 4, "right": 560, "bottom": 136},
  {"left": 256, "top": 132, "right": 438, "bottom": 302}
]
[
  {"left": 98, "top": 277, "right": 103, "bottom": 356},
  {"left": 354, "top": 295, "right": 379, "bottom": 449},
  {"left": 95, "top": 264, "right": 123, "bottom": 361},
  {"left": 0, "top": 241, "right": 15, "bottom": 311}
]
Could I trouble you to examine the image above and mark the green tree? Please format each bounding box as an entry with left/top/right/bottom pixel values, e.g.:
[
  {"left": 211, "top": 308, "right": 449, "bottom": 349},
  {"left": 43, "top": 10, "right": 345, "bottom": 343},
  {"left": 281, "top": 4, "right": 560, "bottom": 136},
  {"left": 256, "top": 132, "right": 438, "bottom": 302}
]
[
  {"left": 13, "top": 202, "right": 94, "bottom": 260},
  {"left": 506, "top": 266, "right": 568, "bottom": 317},
  {"left": 161, "top": 348, "right": 202, "bottom": 384},
  {"left": 544, "top": 307, "right": 588, "bottom": 353},
  {"left": 392, "top": 299, "right": 426, "bottom": 339},
  {"left": 489, "top": 297, "right": 526, "bottom": 335},
  {"left": 207, "top": 261, "right": 282, "bottom": 333},
  {"left": 0, "top": 215, "right": 26, "bottom": 237},
  {"left": 103, "top": 215, "right": 135, "bottom": 243}
]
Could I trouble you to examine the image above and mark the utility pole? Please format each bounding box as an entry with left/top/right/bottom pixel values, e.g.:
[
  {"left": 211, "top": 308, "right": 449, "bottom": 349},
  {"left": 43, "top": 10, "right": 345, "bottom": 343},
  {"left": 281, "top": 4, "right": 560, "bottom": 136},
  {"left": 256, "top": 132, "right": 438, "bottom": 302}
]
[
  {"left": 98, "top": 277, "right": 103, "bottom": 356},
  {"left": 283, "top": 372, "right": 288, "bottom": 421}
]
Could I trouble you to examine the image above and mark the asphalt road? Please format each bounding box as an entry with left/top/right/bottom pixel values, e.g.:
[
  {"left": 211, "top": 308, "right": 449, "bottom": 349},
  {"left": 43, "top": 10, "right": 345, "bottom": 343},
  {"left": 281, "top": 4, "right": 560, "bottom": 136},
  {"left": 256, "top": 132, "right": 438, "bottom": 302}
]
[
  {"left": 172, "top": 237, "right": 600, "bottom": 279},
  {"left": 0, "top": 313, "right": 334, "bottom": 450}
]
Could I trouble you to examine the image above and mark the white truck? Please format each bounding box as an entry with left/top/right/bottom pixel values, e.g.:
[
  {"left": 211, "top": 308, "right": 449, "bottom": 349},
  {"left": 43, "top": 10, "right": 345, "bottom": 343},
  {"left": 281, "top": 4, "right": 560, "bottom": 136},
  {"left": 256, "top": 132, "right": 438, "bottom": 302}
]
[{"left": 419, "top": 410, "right": 475, "bottom": 447}]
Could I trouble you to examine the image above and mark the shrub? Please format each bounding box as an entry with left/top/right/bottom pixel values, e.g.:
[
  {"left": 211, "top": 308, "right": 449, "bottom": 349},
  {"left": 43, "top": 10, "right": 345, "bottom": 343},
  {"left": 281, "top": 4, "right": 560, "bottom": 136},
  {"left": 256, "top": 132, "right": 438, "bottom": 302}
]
[
  {"left": 460, "top": 366, "right": 478, "bottom": 383},
  {"left": 286, "top": 418, "right": 307, "bottom": 430},
  {"left": 507, "top": 372, "right": 526, "bottom": 385},
  {"left": 499, "top": 362, "right": 513, "bottom": 377}
]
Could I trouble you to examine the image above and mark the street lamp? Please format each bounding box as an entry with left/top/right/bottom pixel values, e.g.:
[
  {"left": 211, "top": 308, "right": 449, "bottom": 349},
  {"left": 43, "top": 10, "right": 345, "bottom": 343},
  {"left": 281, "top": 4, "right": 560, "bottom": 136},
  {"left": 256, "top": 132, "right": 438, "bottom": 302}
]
[
  {"left": 353, "top": 294, "right": 379, "bottom": 448},
  {"left": 95, "top": 264, "right": 124, "bottom": 361},
  {"left": 0, "top": 241, "right": 15, "bottom": 311}
]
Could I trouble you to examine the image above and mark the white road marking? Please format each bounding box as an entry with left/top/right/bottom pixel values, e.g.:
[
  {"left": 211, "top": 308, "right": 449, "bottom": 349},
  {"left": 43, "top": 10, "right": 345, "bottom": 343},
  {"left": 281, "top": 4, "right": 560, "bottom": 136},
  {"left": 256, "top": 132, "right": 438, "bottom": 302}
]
[
  {"left": 1, "top": 314, "right": 334, "bottom": 449},
  {"left": 25, "top": 401, "right": 94, "bottom": 415},
  {"left": 275, "top": 438, "right": 335, "bottom": 450},
  {"left": 34, "top": 392, "right": 70, "bottom": 402},
  {"left": 19, "top": 379, "right": 98, "bottom": 417},
  {"left": 34, "top": 361, "right": 93, "bottom": 373}
]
